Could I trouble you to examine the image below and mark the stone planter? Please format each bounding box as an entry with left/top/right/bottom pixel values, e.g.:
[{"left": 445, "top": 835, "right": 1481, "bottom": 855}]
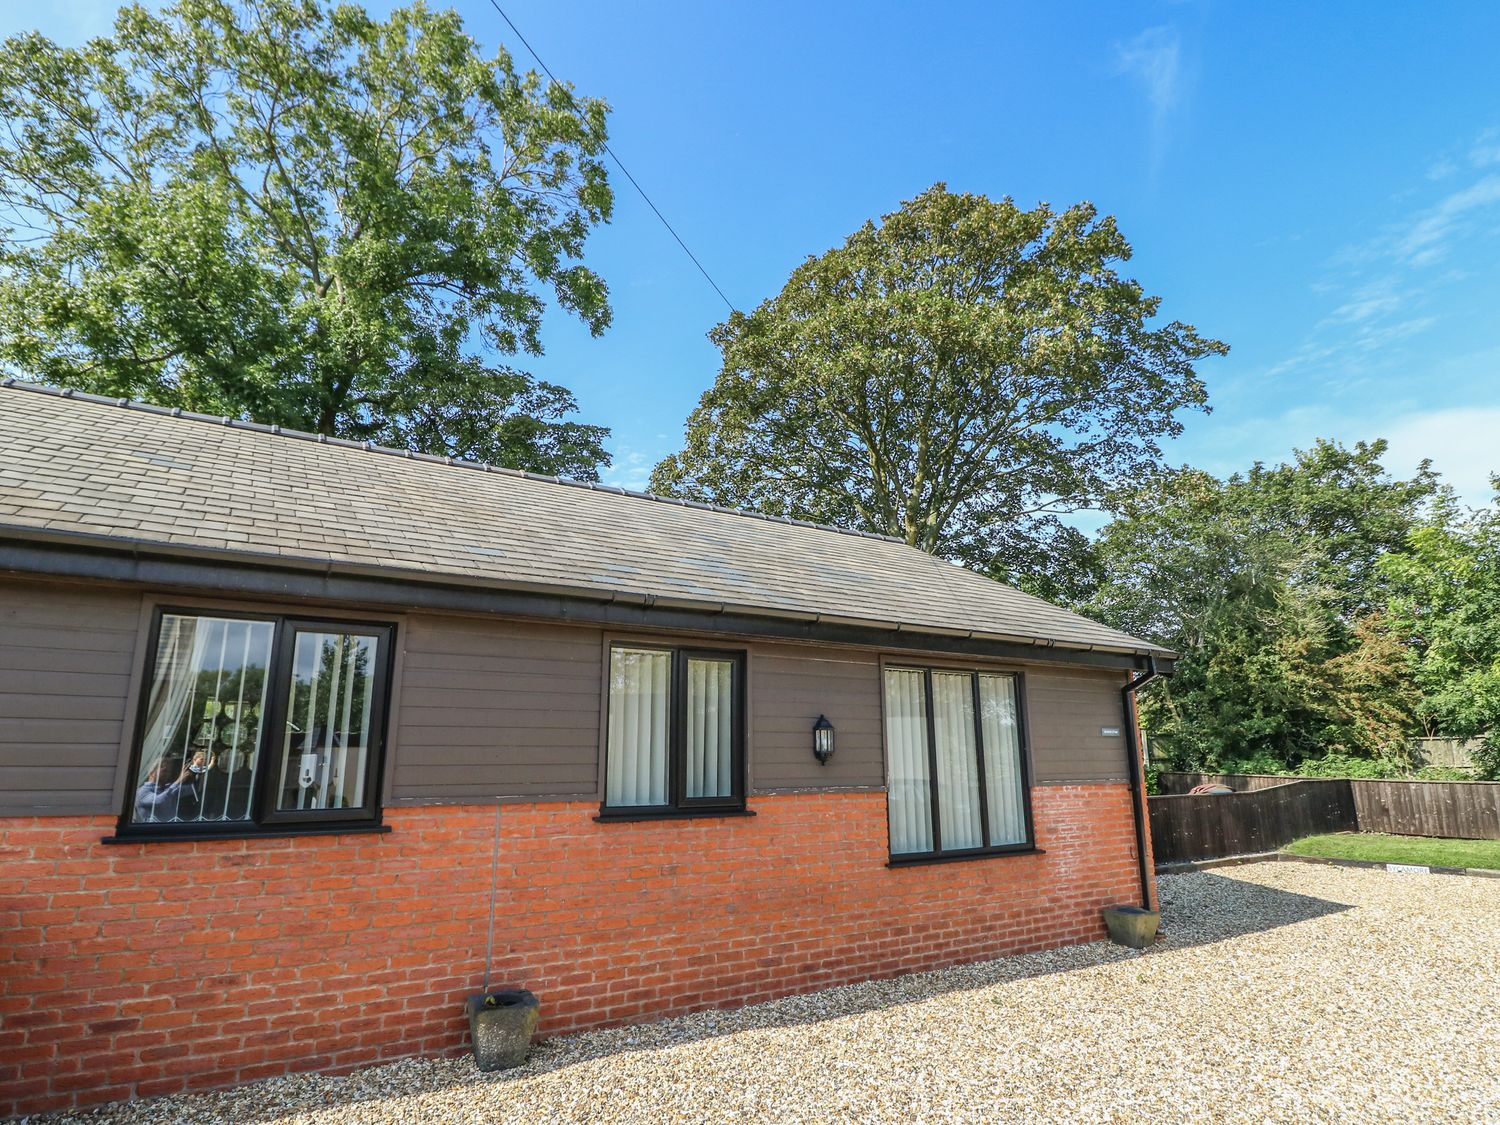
[
  {"left": 465, "top": 989, "right": 540, "bottom": 1071},
  {"left": 1102, "top": 905, "right": 1160, "bottom": 949}
]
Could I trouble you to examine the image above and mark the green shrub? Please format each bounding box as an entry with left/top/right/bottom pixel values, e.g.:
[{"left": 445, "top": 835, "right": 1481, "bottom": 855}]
[
  {"left": 1413, "top": 765, "right": 1479, "bottom": 780},
  {"left": 1290, "top": 753, "right": 1401, "bottom": 779},
  {"left": 1144, "top": 762, "right": 1161, "bottom": 796},
  {"left": 1216, "top": 753, "right": 1287, "bottom": 777},
  {"left": 1473, "top": 739, "right": 1500, "bottom": 782},
  {"left": 1208, "top": 752, "right": 1480, "bottom": 782}
]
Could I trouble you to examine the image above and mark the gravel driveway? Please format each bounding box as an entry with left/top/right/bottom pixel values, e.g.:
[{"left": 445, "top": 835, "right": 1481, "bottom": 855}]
[{"left": 38, "top": 864, "right": 1500, "bottom": 1125}]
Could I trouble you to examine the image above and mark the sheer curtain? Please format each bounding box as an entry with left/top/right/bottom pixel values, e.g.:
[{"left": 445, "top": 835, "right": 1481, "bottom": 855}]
[
  {"left": 686, "top": 657, "right": 733, "bottom": 799},
  {"left": 138, "top": 615, "right": 210, "bottom": 776},
  {"left": 883, "top": 669, "right": 933, "bottom": 854},
  {"left": 979, "top": 674, "right": 1027, "bottom": 845},
  {"left": 606, "top": 648, "right": 671, "bottom": 806},
  {"left": 134, "top": 614, "right": 273, "bottom": 825},
  {"left": 932, "top": 672, "right": 983, "bottom": 851}
]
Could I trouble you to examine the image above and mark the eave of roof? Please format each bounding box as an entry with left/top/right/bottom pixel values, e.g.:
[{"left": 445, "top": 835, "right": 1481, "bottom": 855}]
[{"left": 0, "top": 527, "right": 1174, "bottom": 673}]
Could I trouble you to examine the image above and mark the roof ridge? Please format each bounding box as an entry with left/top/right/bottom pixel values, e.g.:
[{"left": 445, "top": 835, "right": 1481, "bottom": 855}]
[{"left": 0, "top": 378, "right": 907, "bottom": 545}]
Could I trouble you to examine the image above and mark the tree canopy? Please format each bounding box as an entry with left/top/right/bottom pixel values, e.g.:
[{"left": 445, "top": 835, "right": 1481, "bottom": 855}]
[
  {"left": 0, "top": 0, "right": 614, "bottom": 478},
  {"left": 1087, "top": 441, "right": 1439, "bottom": 772},
  {"left": 649, "top": 184, "right": 1226, "bottom": 581},
  {"left": 1380, "top": 491, "right": 1500, "bottom": 777}
]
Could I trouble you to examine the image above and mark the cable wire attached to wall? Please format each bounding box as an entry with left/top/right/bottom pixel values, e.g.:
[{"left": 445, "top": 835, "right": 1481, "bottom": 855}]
[{"left": 483, "top": 0, "right": 738, "bottom": 314}]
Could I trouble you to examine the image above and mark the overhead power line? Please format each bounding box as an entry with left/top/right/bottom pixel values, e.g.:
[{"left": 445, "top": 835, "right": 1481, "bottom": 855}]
[{"left": 484, "top": 0, "right": 738, "bottom": 314}]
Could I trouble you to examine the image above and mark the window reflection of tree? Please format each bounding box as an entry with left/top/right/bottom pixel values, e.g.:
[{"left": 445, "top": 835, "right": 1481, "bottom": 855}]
[
  {"left": 279, "top": 636, "right": 374, "bottom": 811},
  {"left": 169, "top": 665, "right": 267, "bottom": 822}
]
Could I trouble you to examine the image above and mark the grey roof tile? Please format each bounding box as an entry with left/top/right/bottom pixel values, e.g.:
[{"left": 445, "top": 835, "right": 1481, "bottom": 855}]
[{"left": 0, "top": 381, "right": 1168, "bottom": 657}]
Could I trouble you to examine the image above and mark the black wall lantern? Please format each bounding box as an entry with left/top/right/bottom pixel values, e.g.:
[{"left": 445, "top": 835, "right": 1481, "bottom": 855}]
[{"left": 812, "top": 714, "right": 835, "bottom": 765}]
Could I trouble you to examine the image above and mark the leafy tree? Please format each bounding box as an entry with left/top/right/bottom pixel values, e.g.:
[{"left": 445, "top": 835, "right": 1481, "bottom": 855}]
[
  {"left": 1320, "top": 612, "right": 1424, "bottom": 768},
  {"left": 1236, "top": 439, "right": 1440, "bottom": 619},
  {"left": 649, "top": 184, "right": 1226, "bottom": 581},
  {"left": 1380, "top": 492, "right": 1500, "bottom": 778},
  {"left": 1090, "top": 441, "right": 1435, "bottom": 771},
  {"left": 0, "top": 0, "right": 614, "bottom": 478}
]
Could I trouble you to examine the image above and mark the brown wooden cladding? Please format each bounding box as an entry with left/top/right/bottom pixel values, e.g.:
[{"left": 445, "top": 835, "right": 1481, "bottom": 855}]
[
  {"left": 0, "top": 579, "right": 1139, "bottom": 815},
  {"left": 389, "top": 614, "right": 604, "bottom": 802},
  {"left": 749, "top": 643, "right": 884, "bottom": 790},
  {"left": 1024, "top": 668, "right": 1131, "bottom": 783},
  {"left": 0, "top": 579, "right": 142, "bottom": 815}
]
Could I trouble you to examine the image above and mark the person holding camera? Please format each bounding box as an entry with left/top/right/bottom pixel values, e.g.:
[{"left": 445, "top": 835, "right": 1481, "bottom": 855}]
[{"left": 133, "top": 750, "right": 212, "bottom": 822}]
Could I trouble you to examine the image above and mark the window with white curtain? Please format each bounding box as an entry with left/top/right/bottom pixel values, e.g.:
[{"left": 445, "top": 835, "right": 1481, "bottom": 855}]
[
  {"left": 883, "top": 667, "right": 1031, "bottom": 859},
  {"left": 604, "top": 645, "right": 743, "bottom": 813},
  {"left": 122, "top": 609, "right": 393, "bottom": 837}
]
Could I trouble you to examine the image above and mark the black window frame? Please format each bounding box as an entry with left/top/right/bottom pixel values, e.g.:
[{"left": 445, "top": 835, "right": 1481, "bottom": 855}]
[
  {"left": 113, "top": 605, "right": 396, "bottom": 841},
  {"left": 599, "top": 643, "right": 748, "bottom": 819},
  {"left": 883, "top": 665, "right": 1037, "bottom": 864}
]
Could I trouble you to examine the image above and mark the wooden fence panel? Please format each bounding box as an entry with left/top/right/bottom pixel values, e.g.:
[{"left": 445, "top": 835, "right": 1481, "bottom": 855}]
[
  {"left": 1152, "top": 774, "right": 1500, "bottom": 861},
  {"left": 1412, "top": 737, "right": 1478, "bottom": 769},
  {"left": 1148, "top": 780, "right": 1358, "bottom": 865},
  {"left": 1350, "top": 780, "right": 1500, "bottom": 840},
  {"left": 1157, "top": 772, "right": 1288, "bottom": 795}
]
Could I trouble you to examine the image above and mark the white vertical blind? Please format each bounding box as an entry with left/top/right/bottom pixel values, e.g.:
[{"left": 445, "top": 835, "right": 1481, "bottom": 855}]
[
  {"left": 606, "top": 648, "right": 671, "bottom": 806},
  {"left": 686, "top": 658, "right": 734, "bottom": 799},
  {"left": 932, "top": 671, "right": 983, "bottom": 851},
  {"left": 883, "top": 669, "right": 933, "bottom": 854},
  {"left": 979, "top": 674, "right": 1027, "bottom": 845}
]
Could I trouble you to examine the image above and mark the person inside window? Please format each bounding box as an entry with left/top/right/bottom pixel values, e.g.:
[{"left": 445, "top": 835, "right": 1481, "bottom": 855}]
[{"left": 134, "top": 751, "right": 209, "bottom": 822}]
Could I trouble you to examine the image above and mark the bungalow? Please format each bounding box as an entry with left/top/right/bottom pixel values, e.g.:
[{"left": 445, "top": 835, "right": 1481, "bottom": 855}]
[{"left": 0, "top": 379, "right": 1170, "bottom": 1117}]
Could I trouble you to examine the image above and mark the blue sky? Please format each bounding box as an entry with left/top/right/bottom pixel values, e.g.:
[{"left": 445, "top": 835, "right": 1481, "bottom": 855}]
[{"left": 16, "top": 1, "right": 1500, "bottom": 505}]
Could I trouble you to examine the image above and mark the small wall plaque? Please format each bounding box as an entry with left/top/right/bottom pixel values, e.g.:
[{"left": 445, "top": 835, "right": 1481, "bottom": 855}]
[{"left": 1100, "top": 726, "right": 1121, "bottom": 737}]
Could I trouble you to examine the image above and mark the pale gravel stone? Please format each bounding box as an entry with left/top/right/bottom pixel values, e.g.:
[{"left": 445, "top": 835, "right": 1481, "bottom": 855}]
[{"left": 36, "top": 865, "right": 1500, "bottom": 1124}]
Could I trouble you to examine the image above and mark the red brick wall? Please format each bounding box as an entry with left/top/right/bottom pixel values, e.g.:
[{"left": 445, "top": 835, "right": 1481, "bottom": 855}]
[{"left": 0, "top": 785, "right": 1147, "bottom": 1117}]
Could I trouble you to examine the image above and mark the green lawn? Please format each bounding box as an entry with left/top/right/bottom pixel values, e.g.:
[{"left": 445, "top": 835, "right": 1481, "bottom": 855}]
[{"left": 1284, "top": 832, "right": 1500, "bottom": 871}]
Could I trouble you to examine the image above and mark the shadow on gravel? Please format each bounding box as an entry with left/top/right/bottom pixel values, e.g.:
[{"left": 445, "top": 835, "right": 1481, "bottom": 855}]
[
  {"left": 49, "top": 869, "right": 1355, "bottom": 1125},
  {"left": 1154, "top": 869, "right": 1354, "bottom": 949}
]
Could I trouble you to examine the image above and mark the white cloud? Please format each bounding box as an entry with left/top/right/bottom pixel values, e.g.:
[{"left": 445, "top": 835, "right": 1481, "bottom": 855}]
[
  {"left": 1116, "top": 27, "right": 1182, "bottom": 117},
  {"left": 1179, "top": 399, "right": 1500, "bottom": 509},
  {"left": 1420, "top": 127, "right": 1500, "bottom": 182},
  {"left": 1381, "top": 406, "right": 1500, "bottom": 506},
  {"left": 1469, "top": 127, "right": 1500, "bottom": 168},
  {"left": 1114, "top": 27, "right": 1182, "bottom": 172},
  {"left": 1259, "top": 314, "right": 1434, "bottom": 388},
  {"left": 1260, "top": 126, "right": 1500, "bottom": 392},
  {"left": 1325, "top": 284, "right": 1402, "bottom": 325},
  {"left": 602, "top": 448, "right": 655, "bottom": 492},
  {"left": 1398, "top": 174, "right": 1500, "bottom": 265}
]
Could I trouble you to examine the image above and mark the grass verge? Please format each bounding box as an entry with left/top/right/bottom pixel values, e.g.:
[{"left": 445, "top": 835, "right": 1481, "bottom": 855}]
[{"left": 1284, "top": 832, "right": 1500, "bottom": 871}]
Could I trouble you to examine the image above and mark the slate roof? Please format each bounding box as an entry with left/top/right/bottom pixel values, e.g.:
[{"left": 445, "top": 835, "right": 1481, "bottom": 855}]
[{"left": 0, "top": 380, "right": 1169, "bottom": 659}]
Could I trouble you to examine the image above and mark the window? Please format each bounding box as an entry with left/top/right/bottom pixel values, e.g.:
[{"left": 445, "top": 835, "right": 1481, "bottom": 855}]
[
  {"left": 603, "top": 645, "right": 745, "bottom": 814},
  {"left": 884, "top": 667, "right": 1032, "bottom": 860},
  {"left": 120, "top": 610, "right": 394, "bottom": 836}
]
